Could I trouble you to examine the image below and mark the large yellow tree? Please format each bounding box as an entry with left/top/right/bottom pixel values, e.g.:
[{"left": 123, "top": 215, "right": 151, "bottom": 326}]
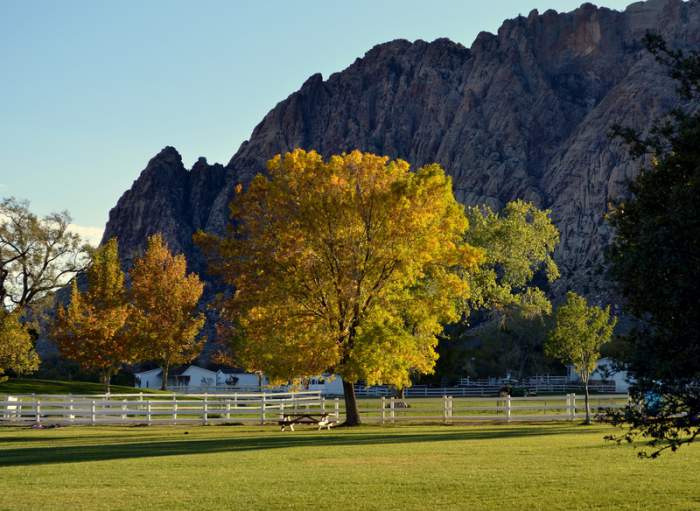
[
  {"left": 130, "top": 234, "right": 205, "bottom": 390},
  {"left": 197, "top": 149, "right": 483, "bottom": 425}
]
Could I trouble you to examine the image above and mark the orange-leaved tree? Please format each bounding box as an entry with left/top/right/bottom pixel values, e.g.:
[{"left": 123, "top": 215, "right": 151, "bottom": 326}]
[
  {"left": 197, "top": 149, "right": 483, "bottom": 425},
  {"left": 129, "top": 234, "right": 205, "bottom": 390},
  {"left": 52, "top": 238, "right": 133, "bottom": 392}
]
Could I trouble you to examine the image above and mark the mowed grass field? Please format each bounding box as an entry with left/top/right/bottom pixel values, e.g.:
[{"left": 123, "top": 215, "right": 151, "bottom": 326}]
[{"left": 1, "top": 423, "right": 698, "bottom": 511}]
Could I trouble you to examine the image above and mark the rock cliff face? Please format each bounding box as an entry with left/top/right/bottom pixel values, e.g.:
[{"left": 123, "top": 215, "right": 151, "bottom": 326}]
[
  {"left": 104, "top": 0, "right": 700, "bottom": 300},
  {"left": 104, "top": 147, "right": 226, "bottom": 270}
]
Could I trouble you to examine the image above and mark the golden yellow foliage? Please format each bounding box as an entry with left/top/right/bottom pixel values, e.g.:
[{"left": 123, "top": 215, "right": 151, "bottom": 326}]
[
  {"left": 198, "top": 149, "right": 482, "bottom": 422},
  {"left": 129, "top": 234, "right": 205, "bottom": 390},
  {"left": 0, "top": 310, "right": 39, "bottom": 382},
  {"left": 52, "top": 238, "right": 132, "bottom": 391}
]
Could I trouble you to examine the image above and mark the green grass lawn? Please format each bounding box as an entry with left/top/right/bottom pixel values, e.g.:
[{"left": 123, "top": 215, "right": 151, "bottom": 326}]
[
  {"left": 0, "top": 423, "right": 698, "bottom": 511},
  {"left": 0, "top": 378, "right": 163, "bottom": 395}
]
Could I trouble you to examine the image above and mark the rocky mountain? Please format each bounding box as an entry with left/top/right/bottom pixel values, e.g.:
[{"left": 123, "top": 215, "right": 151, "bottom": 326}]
[{"left": 104, "top": 0, "right": 700, "bottom": 302}]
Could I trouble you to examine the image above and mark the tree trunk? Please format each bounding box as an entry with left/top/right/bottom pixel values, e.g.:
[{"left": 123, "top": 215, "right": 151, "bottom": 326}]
[
  {"left": 161, "top": 363, "right": 169, "bottom": 391},
  {"left": 342, "top": 378, "right": 361, "bottom": 426},
  {"left": 584, "top": 380, "right": 592, "bottom": 425},
  {"left": 102, "top": 370, "right": 112, "bottom": 394}
]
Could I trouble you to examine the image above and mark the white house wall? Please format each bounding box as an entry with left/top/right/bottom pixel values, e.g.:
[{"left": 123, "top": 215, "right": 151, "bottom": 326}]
[
  {"left": 307, "top": 375, "right": 344, "bottom": 395},
  {"left": 181, "top": 366, "right": 217, "bottom": 388},
  {"left": 135, "top": 366, "right": 343, "bottom": 394},
  {"left": 134, "top": 369, "right": 162, "bottom": 390}
]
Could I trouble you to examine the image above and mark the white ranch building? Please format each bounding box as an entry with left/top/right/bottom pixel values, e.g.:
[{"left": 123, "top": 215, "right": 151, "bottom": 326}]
[{"left": 134, "top": 365, "right": 344, "bottom": 395}]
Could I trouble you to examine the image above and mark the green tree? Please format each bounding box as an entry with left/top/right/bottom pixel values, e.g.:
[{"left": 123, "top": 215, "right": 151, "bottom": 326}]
[
  {"left": 606, "top": 34, "right": 700, "bottom": 456},
  {"left": 470, "top": 288, "right": 555, "bottom": 380},
  {"left": 197, "top": 149, "right": 483, "bottom": 425},
  {"left": 435, "top": 200, "right": 560, "bottom": 381},
  {"left": 464, "top": 200, "right": 559, "bottom": 312},
  {"left": 0, "top": 197, "right": 89, "bottom": 377},
  {"left": 52, "top": 238, "right": 132, "bottom": 392},
  {"left": 546, "top": 291, "right": 616, "bottom": 424},
  {"left": 1, "top": 197, "right": 88, "bottom": 309},
  {"left": 0, "top": 310, "right": 40, "bottom": 382},
  {"left": 129, "top": 234, "right": 205, "bottom": 390}
]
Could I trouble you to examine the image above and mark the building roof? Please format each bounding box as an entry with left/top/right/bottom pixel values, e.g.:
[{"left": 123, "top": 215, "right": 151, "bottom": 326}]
[
  {"left": 134, "top": 368, "right": 162, "bottom": 377},
  {"left": 181, "top": 365, "right": 216, "bottom": 376},
  {"left": 135, "top": 364, "right": 216, "bottom": 378}
]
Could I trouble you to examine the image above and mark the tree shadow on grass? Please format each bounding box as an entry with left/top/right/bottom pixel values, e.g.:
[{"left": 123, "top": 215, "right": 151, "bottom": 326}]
[{"left": 0, "top": 425, "right": 580, "bottom": 467}]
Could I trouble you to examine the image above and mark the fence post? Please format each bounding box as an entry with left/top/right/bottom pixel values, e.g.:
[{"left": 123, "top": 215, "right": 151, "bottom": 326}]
[
  {"left": 390, "top": 396, "right": 395, "bottom": 424},
  {"left": 381, "top": 397, "right": 386, "bottom": 425},
  {"left": 565, "top": 394, "right": 570, "bottom": 420},
  {"left": 225, "top": 399, "right": 231, "bottom": 420},
  {"left": 260, "top": 394, "right": 266, "bottom": 425},
  {"left": 147, "top": 400, "right": 152, "bottom": 425},
  {"left": 173, "top": 399, "right": 178, "bottom": 424},
  {"left": 121, "top": 399, "right": 127, "bottom": 421},
  {"left": 35, "top": 399, "right": 41, "bottom": 425},
  {"left": 139, "top": 392, "right": 143, "bottom": 402},
  {"left": 70, "top": 398, "right": 75, "bottom": 423},
  {"left": 443, "top": 395, "right": 448, "bottom": 424},
  {"left": 506, "top": 395, "right": 511, "bottom": 423},
  {"left": 571, "top": 393, "right": 576, "bottom": 421},
  {"left": 91, "top": 400, "right": 96, "bottom": 425},
  {"left": 203, "top": 395, "right": 209, "bottom": 425},
  {"left": 334, "top": 398, "right": 340, "bottom": 421},
  {"left": 449, "top": 396, "right": 454, "bottom": 423}
]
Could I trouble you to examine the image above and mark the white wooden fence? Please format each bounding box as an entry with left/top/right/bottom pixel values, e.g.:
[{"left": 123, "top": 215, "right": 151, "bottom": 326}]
[
  {"left": 355, "top": 383, "right": 617, "bottom": 397},
  {"left": 368, "top": 394, "right": 627, "bottom": 424},
  {"left": 0, "top": 391, "right": 337, "bottom": 426},
  {"left": 1, "top": 392, "right": 626, "bottom": 426}
]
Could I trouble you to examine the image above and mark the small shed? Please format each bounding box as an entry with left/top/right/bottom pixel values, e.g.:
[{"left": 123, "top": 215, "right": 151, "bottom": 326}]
[
  {"left": 134, "top": 368, "right": 163, "bottom": 390},
  {"left": 134, "top": 365, "right": 218, "bottom": 391},
  {"left": 566, "top": 357, "right": 632, "bottom": 393},
  {"left": 307, "top": 374, "right": 344, "bottom": 396},
  {"left": 215, "top": 370, "right": 267, "bottom": 390}
]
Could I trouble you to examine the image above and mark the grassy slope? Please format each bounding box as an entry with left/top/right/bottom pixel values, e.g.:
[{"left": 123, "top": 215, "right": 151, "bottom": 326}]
[
  {"left": 0, "top": 424, "right": 698, "bottom": 511},
  {"left": 0, "top": 379, "right": 160, "bottom": 395}
]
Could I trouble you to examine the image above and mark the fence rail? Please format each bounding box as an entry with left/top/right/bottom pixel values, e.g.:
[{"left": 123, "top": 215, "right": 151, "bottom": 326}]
[
  {"left": 363, "top": 394, "right": 626, "bottom": 424},
  {"left": 0, "top": 390, "right": 336, "bottom": 426},
  {"left": 355, "top": 384, "right": 617, "bottom": 397},
  {"left": 1, "top": 393, "right": 627, "bottom": 426}
]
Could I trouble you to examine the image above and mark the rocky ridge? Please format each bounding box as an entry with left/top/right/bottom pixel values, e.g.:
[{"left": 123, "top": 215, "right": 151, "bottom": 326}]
[{"left": 104, "top": 0, "right": 700, "bottom": 301}]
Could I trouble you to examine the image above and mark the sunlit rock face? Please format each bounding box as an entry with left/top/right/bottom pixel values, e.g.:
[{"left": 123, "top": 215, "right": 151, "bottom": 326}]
[{"left": 104, "top": 0, "right": 700, "bottom": 302}]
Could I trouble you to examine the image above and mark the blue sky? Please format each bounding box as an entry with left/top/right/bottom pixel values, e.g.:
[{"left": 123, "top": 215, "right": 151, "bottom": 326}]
[{"left": 1, "top": 0, "right": 633, "bottom": 242}]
